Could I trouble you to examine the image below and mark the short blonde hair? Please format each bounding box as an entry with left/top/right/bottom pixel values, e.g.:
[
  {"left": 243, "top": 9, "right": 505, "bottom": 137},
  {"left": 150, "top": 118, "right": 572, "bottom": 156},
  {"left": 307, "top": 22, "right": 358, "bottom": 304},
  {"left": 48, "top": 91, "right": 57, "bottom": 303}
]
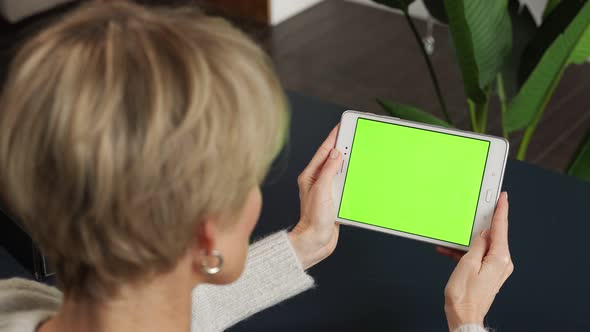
[{"left": 0, "top": 2, "right": 288, "bottom": 300}]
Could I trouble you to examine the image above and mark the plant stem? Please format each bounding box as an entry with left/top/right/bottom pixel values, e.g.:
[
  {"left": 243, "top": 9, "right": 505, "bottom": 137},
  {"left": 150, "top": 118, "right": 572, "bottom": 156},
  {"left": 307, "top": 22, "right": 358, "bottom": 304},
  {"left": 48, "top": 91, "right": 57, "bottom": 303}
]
[
  {"left": 467, "top": 99, "right": 479, "bottom": 132},
  {"left": 467, "top": 98, "right": 489, "bottom": 133},
  {"left": 402, "top": 10, "right": 453, "bottom": 126},
  {"left": 496, "top": 73, "right": 509, "bottom": 139},
  {"left": 475, "top": 101, "right": 489, "bottom": 133},
  {"left": 516, "top": 110, "right": 542, "bottom": 160}
]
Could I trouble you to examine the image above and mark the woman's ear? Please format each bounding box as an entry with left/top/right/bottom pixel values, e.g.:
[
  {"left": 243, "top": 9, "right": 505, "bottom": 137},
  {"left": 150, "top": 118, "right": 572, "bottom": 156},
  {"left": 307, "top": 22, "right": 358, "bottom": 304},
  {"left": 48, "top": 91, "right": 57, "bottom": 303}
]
[
  {"left": 189, "top": 187, "right": 262, "bottom": 285},
  {"left": 189, "top": 219, "right": 217, "bottom": 275},
  {"left": 195, "top": 220, "right": 216, "bottom": 253}
]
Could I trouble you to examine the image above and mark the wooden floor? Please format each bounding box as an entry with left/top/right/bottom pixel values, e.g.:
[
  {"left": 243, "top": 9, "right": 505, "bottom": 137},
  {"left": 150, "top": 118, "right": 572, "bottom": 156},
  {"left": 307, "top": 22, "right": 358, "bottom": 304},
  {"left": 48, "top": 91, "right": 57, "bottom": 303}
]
[
  {"left": 1, "top": 0, "right": 588, "bottom": 173},
  {"left": 260, "top": 0, "right": 590, "bottom": 173}
]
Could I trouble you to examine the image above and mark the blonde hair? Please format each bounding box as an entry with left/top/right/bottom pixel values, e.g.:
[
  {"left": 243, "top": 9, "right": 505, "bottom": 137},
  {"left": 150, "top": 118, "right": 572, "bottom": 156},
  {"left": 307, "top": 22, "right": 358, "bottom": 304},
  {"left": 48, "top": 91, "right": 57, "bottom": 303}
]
[{"left": 0, "top": 2, "right": 288, "bottom": 300}]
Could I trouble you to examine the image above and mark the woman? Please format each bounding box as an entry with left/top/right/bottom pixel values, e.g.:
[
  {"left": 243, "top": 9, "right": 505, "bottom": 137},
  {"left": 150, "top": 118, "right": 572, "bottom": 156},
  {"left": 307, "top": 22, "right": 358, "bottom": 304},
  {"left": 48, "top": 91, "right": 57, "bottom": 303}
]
[{"left": 0, "top": 2, "right": 513, "bottom": 332}]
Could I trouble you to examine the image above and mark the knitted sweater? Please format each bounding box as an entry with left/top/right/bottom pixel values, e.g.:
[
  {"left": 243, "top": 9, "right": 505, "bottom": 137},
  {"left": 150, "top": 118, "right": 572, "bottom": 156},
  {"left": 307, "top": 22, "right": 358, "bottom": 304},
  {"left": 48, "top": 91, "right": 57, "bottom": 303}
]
[{"left": 0, "top": 231, "right": 486, "bottom": 332}]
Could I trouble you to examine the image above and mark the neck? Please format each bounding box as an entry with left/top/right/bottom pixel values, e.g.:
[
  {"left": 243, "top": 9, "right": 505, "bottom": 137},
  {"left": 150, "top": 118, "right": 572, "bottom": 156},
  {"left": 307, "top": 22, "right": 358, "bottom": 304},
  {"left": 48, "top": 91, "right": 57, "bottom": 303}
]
[{"left": 39, "top": 257, "right": 201, "bottom": 332}]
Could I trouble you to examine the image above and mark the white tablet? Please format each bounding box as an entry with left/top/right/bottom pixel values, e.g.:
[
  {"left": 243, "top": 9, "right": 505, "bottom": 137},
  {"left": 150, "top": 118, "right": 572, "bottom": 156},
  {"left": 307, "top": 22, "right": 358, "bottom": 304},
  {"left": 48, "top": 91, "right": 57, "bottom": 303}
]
[{"left": 333, "top": 111, "right": 509, "bottom": 251}]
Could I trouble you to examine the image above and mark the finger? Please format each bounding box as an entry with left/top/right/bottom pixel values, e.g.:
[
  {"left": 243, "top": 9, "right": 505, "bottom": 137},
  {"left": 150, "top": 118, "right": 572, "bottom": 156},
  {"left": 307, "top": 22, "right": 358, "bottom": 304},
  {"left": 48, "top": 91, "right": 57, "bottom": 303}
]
[
  {"left": 451, "top": 235, "right": 489, "bottom": 281},
  {"left": 437, "top": 246, "right": 467, "bottom": 263},
  {"left": 436, "top": 246, "right": 463, "bottom": 256},
  {"left": 462, "top": 229, "right": 490, "bottom": 263},
  {"left": 488, "top": 192, "right": 510, "bottom": 258},
  {"left": 314, "top": 148, "right": 342, "bottom": 190},
  {"left": 435, "top": 246, "right": 454, "bottom": 256},
  {"left": 300, "top": 125, "right": 340, "bottom": 182},
  {"left": 435, "top": 247, "right": 454, "bottom": 259}
]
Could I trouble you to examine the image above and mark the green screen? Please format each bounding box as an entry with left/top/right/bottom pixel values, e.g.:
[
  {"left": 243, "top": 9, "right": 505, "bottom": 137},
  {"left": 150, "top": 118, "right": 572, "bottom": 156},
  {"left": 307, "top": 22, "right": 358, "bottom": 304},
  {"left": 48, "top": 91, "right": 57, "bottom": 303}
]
[{"left": 338, "top": 118, "right": 490, "bottom": 246}]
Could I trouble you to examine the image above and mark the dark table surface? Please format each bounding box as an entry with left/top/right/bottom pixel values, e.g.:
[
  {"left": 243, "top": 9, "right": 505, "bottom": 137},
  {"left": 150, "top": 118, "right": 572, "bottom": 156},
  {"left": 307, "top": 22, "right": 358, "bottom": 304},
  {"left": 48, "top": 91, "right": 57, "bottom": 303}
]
[{"left": 2, "top": 92, "right": 590, "bottom": 331}]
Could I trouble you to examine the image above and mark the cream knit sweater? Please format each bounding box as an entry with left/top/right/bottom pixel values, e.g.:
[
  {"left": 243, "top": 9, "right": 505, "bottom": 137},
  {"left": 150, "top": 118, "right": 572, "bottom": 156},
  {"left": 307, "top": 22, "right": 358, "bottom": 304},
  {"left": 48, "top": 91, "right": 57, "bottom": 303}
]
[{"left": 0, "top": 231, "right": 487, "bottom": 332}]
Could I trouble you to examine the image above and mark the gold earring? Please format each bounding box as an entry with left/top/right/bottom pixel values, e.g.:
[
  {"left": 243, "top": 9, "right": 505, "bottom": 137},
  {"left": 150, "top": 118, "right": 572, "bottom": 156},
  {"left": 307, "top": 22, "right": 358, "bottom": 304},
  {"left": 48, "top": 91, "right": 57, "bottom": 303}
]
[{"left": 200, "top": 250, "right": 223, "bottom": 275}]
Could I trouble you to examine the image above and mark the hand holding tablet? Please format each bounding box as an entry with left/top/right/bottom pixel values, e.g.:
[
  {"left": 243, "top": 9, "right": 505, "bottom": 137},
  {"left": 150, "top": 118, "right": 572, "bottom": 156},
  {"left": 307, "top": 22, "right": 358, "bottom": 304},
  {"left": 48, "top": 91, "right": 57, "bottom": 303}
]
[
  {"left": 443, "top": 192, "right": 513, "bottom": 330},
  {"left": 289, "top": 125, "right": 343, "bottom": 270},
  {"left": 332, "top": 111, "right": 509, "bottom": 251},
  {"left": 292, "top": 120, "right": 513, "bottom": 330}
]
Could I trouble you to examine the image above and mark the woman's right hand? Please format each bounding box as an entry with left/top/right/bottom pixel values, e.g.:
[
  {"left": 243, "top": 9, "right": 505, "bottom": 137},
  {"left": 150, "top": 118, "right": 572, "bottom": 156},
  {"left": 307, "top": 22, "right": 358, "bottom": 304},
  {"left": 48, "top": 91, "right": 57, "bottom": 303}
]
[{"left": 442, "top": 192, "right": 514, "bottom": 331}]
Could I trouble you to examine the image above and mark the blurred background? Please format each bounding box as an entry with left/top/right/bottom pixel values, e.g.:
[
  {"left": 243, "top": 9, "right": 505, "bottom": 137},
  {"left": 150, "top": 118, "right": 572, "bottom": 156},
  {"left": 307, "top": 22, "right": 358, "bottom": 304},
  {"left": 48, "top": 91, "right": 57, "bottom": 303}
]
[{"left": 1, "top": 0, "right": 588, "bottom": 175}]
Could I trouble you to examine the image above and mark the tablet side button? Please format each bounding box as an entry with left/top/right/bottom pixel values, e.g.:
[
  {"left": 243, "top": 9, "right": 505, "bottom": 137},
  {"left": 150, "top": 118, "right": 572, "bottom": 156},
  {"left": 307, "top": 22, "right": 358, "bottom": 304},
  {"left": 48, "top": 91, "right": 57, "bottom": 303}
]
[{"left": 485, "top": 190, "right": 493, "bottom": 202}]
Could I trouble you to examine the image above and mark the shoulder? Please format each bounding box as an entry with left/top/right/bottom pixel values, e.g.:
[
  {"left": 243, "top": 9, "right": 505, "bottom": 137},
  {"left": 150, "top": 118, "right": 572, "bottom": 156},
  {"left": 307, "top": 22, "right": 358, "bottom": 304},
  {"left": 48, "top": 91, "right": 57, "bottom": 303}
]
[
  {"left": 0, "top": 277, "right": 62, "bottom": 311},
  {"left": 0, "top": 278, "right": 62, "bottom": 332}
]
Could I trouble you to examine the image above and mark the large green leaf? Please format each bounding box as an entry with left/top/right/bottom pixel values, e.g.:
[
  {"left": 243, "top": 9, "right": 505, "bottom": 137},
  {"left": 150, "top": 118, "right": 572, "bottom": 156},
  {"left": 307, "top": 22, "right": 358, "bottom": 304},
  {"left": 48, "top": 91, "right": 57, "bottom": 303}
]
[
  {"left": 504, "top": 1, "right": 590, "bottom": 132},
  {"left": 567, "top": 129, "right": 590, "bottom": 182},
  {"left": 370, "top": 0, "right": 415, "bottom": 12},
  {"left": 518, "top": 0, "right": 586, "bottom": 85},
  {"left": 570, "top": 23, "right": 590, "bottom": 64},
  {"left": 377, "top": 99, "right": 453, "bottom": 128},
  {"left": 443, "top": 0, "right": 512, "bottom": 103},
  {"left": 422, "top": 0, "right": 529, "bottom": 99}
]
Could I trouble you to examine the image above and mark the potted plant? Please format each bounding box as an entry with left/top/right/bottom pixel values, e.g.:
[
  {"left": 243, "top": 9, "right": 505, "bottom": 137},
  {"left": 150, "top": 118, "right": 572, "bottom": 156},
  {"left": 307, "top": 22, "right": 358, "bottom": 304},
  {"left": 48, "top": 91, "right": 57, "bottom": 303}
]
[{"left": 372, "top": 0, "right": 590, "bottom": 182}]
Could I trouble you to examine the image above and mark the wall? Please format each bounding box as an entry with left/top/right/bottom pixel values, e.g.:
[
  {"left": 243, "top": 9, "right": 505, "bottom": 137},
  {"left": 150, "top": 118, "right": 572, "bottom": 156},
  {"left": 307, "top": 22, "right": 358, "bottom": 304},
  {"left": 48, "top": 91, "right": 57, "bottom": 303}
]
[{"left": 270, "top": 0, "right": 324, "bottom": 25}]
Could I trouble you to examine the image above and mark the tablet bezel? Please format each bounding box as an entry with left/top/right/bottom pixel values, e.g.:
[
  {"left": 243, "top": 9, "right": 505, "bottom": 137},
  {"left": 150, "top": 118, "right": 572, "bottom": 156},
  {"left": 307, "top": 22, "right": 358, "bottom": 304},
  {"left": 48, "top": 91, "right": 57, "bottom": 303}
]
[{"left": 332, "top": 110, "right": 509, "bottom": 251}]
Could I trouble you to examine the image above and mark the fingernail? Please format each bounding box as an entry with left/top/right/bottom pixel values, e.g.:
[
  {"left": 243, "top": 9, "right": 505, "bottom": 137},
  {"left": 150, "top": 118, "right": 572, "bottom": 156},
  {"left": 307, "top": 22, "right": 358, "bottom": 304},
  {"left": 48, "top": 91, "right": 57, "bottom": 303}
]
[
  {"left": 505, "top": 192, "right": 508, "bottom": 201},
  {"left": 480, "top": 229, "right": 489, "bottom": 238},
  {"left": 330, "top": 149, "right": 339, "bottom": 159}
]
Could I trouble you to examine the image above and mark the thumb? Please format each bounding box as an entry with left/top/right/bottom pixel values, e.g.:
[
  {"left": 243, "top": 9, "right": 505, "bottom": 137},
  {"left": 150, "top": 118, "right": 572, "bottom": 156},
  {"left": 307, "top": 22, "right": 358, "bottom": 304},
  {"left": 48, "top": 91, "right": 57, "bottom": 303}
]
[{"left": 315, "top": 148, "right": 342, "bottom": 189}]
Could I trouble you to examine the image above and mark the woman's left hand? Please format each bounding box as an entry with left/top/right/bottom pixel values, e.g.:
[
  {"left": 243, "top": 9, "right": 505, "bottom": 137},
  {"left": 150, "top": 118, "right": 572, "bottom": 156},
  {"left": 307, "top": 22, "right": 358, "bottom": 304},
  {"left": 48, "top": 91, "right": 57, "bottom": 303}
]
[{"left": 289, "top": 125, "right": 342, "bottom": 270}]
